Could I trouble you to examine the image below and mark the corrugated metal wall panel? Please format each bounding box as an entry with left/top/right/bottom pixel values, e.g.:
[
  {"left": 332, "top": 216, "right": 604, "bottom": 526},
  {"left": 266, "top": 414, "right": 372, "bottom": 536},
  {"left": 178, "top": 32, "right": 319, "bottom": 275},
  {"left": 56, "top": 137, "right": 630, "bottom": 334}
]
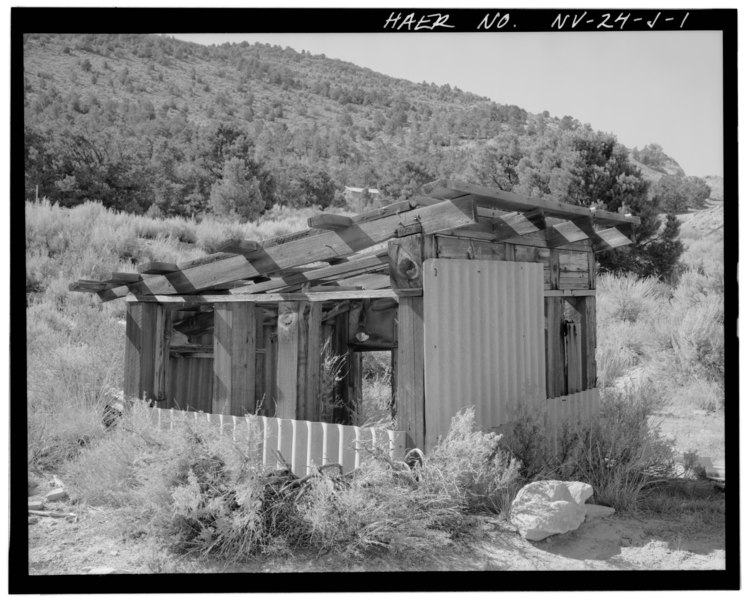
[
  {"left": 546, "top": 388, "right": 601, "bottom": 431},
  {"left": 422, "top": 259, "right": 546, "bottom": 448},
  {"left": 148, "top": 408, "right": 406, "bottom": 477}
]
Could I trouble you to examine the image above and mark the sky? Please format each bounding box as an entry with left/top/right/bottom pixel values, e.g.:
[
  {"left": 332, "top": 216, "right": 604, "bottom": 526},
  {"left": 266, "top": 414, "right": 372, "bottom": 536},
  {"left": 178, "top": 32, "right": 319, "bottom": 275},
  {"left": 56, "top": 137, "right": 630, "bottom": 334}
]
[{"left": 170, "top": 30, "right": 724, "bottom": 178}]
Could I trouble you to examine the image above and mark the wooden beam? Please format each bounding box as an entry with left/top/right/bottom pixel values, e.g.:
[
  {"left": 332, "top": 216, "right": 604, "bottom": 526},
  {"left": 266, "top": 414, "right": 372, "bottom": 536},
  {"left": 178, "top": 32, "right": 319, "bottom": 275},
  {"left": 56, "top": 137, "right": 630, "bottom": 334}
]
[
  {"left": 395, "top": 296, "right": 425, "bottom": 450},
  {"left": 69, "top": 280, "right": 117, "bottom": 293},
  {"left": 275, "top": 302, "right": 301, "bottom": 419},
  {"left": 308, "top": 213, "right": 355, "bottom": 231},
  {"left": 137, "top": 261, "right": 179, "bottom": 275},
  {"left": 213, "top": 238, "right": 262, "bottom": 256},
  {"left": 421, "top": 179, "right": 640, "bottom": 227},
  {"left": 126, "top": 289, "right": 420, "bottom": 303},
  {"left": 213, "top": 303, "right": 257, "bottom": 416},
  {"left": 543, "top": 289, "right": 596, "bottom": 297}
]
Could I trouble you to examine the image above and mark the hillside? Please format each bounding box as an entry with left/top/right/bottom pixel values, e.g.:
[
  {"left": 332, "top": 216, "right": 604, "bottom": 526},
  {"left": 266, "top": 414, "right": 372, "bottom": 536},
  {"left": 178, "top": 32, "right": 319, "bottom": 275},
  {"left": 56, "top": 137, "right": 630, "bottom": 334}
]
[{"left": 23, "top": 33, "right": 712, "bottom": 223}]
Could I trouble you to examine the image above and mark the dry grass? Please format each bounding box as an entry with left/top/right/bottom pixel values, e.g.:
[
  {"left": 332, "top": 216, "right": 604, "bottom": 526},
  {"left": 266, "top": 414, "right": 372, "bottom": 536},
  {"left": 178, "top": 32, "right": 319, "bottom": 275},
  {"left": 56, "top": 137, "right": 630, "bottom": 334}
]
[{"left": 63, "top": 405, "right": 519, "bottom": 562}]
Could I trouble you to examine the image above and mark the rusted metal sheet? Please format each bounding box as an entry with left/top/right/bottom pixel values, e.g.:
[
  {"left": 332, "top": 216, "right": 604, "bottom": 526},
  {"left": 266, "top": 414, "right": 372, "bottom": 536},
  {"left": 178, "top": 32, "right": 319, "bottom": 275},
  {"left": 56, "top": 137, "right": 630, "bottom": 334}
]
[
  {"left": 167, "top": 356, "right": 213, "bottom": 412},
  {"left": 149, "top": 408, "right": 406, "bottom": 477},
  {"left": 422, "top": 259, "right": 546, "bottom": 449}
]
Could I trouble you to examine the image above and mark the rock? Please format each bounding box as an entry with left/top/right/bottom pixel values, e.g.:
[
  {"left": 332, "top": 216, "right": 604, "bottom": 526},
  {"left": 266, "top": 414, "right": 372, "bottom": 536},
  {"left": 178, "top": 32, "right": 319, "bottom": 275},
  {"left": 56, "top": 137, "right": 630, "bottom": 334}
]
[
  {"left": 510, "top": 480, "right": 588, "bottom": 541},
  {"left": 585, "top": 504, "right": 616, "bottom": 520},
  {"left": 45, "top": 487, "right": 68, "bottom": 502},
  {"left": 565, "top": 482, "right": 594, "bottom": 505},
  {"left": 28, "top": 497, "right": 45, "bottom": 511}
]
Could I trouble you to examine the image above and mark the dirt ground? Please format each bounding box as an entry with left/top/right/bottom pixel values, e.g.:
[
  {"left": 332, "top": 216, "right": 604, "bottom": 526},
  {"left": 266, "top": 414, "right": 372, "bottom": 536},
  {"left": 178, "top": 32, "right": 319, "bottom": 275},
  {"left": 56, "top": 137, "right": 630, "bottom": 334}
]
[{"left": 27, "top": 497, "right": 725, "bottom": 576}]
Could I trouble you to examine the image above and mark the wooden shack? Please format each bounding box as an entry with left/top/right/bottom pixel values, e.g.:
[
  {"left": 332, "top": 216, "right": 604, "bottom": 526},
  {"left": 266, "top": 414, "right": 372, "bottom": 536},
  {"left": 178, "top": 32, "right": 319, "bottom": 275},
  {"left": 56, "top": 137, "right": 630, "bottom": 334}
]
[{"left": 71, "top": 179, "right": 639, "bottom": 450}]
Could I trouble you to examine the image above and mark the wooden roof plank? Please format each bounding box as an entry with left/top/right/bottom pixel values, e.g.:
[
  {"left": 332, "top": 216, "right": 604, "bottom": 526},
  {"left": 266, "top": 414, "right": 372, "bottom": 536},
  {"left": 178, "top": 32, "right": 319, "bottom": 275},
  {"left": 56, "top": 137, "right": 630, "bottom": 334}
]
[
  {"left": 112, "top": 197, "right": 474, "bottom": 300},
  {"left": 422, "top": 179, "right": 640, "bottom": 227},
  {"left": 546, "top": 218, "right": 593, "bottom": 248},
  {"left": 137, "top": 261, "right": 179, "bottom": 275},
  {"left": 590, "top": 226, "right": 633, "bottom": 252},
  {"left": 225, "top": 251, "right": 389, "bottom": 295}
]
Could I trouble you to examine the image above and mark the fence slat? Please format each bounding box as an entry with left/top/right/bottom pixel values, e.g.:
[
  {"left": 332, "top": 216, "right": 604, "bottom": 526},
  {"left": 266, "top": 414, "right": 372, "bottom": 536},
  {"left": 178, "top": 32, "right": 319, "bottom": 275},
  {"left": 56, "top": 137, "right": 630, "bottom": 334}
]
[{"left": 146, "top": 407, "right": 405, "bottom": 477}]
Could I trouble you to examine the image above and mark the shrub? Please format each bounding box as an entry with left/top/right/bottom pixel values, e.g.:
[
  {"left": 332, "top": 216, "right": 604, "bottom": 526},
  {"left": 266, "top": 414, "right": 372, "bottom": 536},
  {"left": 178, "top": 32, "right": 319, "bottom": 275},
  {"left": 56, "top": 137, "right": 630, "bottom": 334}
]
[{"left": 501, "top": 385, "right": 674, "bottom": 512}]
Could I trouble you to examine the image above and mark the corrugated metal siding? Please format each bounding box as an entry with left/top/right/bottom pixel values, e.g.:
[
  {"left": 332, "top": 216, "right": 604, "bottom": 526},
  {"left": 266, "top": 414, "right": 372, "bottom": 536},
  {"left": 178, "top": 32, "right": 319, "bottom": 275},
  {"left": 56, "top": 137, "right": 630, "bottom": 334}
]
[
  {"left": 422, "top": 259, "right": 546, "bottom": 448},
  {"left": 167, "top": 357, "right": 213, "bottom": 412},
  {"left": 546, "top": 388, "right": 601, "bottom": 429},
  {"left": 148, "top": 407, "right": 406, "bottom": 477}
]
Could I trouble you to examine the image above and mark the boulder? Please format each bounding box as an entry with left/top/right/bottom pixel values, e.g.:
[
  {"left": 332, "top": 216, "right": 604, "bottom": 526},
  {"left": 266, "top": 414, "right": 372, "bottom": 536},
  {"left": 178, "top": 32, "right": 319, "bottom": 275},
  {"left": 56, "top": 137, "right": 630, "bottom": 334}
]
[
  {"left": 45, "top": 487, "right": 68, "bottom": 502},
  {"left": 510, "top": 480, "right": 589, "bottom": 541},
  {"left": 584, "top": 504, "right": 616, "bottom": 520}
]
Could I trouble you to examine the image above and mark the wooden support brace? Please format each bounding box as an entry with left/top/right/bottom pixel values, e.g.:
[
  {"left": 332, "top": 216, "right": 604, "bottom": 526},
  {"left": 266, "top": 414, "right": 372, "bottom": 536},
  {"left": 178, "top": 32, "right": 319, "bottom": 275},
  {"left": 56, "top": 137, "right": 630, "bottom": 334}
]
[{"left": 395, "top": 296, "right": 425, "bottom": 450}]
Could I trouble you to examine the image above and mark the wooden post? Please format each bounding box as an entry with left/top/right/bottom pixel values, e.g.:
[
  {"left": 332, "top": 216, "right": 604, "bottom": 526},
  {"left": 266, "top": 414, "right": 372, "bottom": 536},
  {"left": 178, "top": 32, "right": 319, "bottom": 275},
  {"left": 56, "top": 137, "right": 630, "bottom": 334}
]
[
  {"left": 275, "top": 302, "right": 300, "bottom": 419},
  {"left": 124, "top": 303, "right": 166, "bottom": 402},
  {"left": 578, "top": 296, "right": 598, "bottom": 389},
  {"left": 213, "top": 303, "right": 256, "bottom": 416},
  {"left": 254, "top": 306, "right": 266, "bottom": 415},
  {"left": 395, "top": 296, "right": 425, "bottom": 450},
  {"left": 544, "top": 297, "right": 566, "bottom": 399},
  {"left": 263, "top": 325, "right": 277, "bottom": 415},
  {"left": 153, "top": 306, "right": 171, "bottom": 403},
  {"left": 548, "top": 248, "right": 561, "bottom": 290},
  {"left": 333, "top": 311, "right": 350, "bottom": 424},
  {"left": 298, "top": 302, "right": 322, "bottom": 422}
]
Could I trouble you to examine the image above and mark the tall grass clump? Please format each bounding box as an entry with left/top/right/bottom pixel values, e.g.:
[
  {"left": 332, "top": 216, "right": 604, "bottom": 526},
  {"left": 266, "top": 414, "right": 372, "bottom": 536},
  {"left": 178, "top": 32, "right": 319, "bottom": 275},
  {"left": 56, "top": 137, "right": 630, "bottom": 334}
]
[{"left": 501, "top": 384, "right": 674, "bottom": 512}]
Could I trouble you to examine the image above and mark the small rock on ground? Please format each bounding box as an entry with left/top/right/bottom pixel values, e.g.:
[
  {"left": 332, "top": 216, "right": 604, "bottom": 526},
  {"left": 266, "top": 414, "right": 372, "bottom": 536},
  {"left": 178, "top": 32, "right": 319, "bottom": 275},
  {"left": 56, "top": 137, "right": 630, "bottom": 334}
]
[
  {"left": 585, "top": 504, "right": 616, "bottom": 520},
  {"left": 45, "top": 488, "right": 68, "bottom": 502},
  {"left": 28, "top": 497, "right": 45, "bottom": 511}
]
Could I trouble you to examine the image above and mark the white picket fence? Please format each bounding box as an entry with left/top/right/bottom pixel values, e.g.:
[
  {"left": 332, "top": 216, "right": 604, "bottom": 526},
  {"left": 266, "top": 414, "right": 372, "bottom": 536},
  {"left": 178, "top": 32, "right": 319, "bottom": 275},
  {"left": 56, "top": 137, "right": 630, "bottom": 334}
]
[{"left": 148, "top": 407, "right": 406, "bottom": 477}]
